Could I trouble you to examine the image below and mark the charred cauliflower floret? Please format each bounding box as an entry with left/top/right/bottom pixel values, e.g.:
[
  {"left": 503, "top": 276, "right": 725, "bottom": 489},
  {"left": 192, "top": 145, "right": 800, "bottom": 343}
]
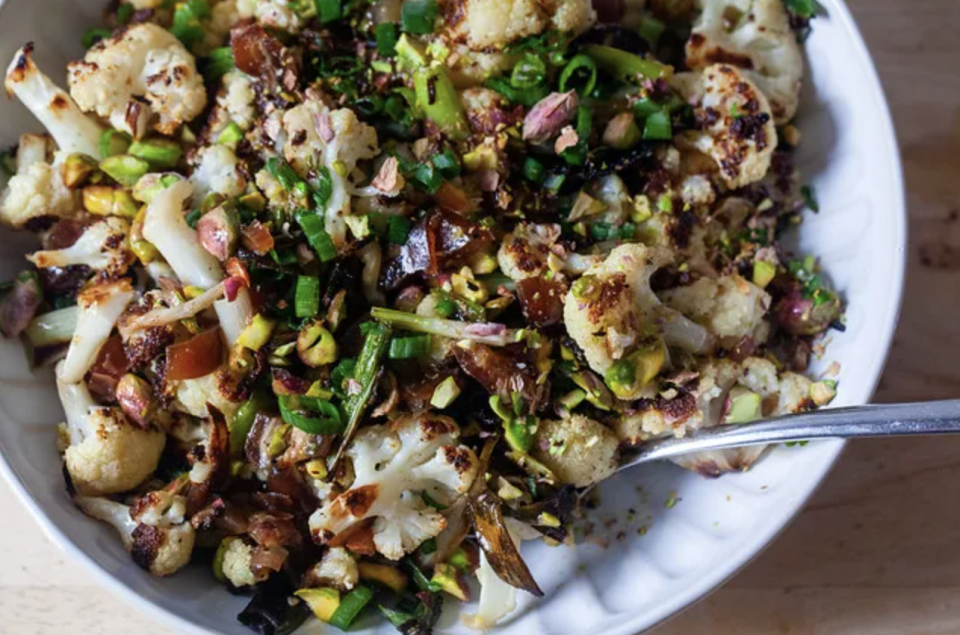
[
  {"left": 75, "top": 488, "right": 195, "bottom": 576},
  {"left": 686, "top": 0, "right": 803, "bottom": 124},
  {"left": 532, "top": 415, "right": 619, "bottom": 487},
  {"left": 27, "top": 217, "right": 133, "bottom": 278},
  {"left": 309, "top": 413, "right": 479, "bottom": 560},
  {"left": 58, "top": 280, "right": 135, "bottom": 384},
  {"left": 448, "top": 0, "right": 596, "bottom": 50},
  {"left": 219, "top": 537, "right": 267, "bottom": 587},
  {"left": 68, "top": 24, "right": 207, "bottom": 137},
  {"left": 57, "top": 367, "right": 166, "bottom": 496},
  {"left": 204, "top": 71, "right": 256, "bottom": 140},
  {"left": 237, "top": 0, "right": 305, "bottom": 33},
  {"left": 673, "top": 64, "right": 777, "bottom": 189},
  {"left": 308, "top": 547, "right": 359, "bottom": 591},
  {"left": 563, "top": 244, "right": 712, "bottom": 376},
  {"left": 497, "top": 223, "right": 561, "bottom": 282},
  {"left": 189, "top": 145, "right": 247, "bottom": 201},
  {"left": 279, "top": 102, "right": 379, "bottom": 247},
  {"left": 0, "top": 134, "right": 76, "bottom": 228},
  {"left": 4, "top": 45, "right": 104, "bottom": 157},
  {"left": 173, "top": 368, "right": 243, "bottom": 421},
  {"left": 662, "top": 274, "right": 771, "bottom": 344}
]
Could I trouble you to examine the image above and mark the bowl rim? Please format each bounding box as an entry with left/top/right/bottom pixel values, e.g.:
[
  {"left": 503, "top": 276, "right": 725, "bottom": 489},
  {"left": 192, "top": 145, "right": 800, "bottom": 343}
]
[{"left": 0, "top": 0, "right": 906, "bottom": 633}]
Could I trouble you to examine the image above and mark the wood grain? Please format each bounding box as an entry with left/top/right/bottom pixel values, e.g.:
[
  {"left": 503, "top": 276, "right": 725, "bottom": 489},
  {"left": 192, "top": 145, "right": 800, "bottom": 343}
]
[{"left": 1, "top": 1, "right": 958, "bottom": 634}]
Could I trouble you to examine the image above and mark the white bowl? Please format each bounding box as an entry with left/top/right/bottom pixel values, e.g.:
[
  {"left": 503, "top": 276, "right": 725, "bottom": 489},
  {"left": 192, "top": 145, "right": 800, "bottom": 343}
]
[{"left": 0, "top": 1, "right": 905, "bottom": 634}]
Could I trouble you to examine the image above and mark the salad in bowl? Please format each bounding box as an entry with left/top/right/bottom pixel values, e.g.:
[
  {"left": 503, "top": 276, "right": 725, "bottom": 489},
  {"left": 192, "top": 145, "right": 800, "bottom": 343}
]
[{"left": 0, "top": 0, "right": 843, "bottom": 632}]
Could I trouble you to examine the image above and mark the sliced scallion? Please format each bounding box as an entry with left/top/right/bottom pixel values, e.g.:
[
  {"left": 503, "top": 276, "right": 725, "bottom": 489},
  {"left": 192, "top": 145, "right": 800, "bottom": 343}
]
[
  {"left": 388, "top": 334, "right": 430, "bottom": 359},
  {"left": 401, "top": 0, "right": 438, "bottom": 34},
  {"left": 297, "top": 212, "right": 339, "bottom": 262},
  {"left": 295, "top": 276, "right": 321, "bottom": 318},
  {"left": 558, "top": 54, "right": 597, "bottom": 97},
  {"left": 375, "top": 23, "right": 399, "bottom": 56},
  {"left": 328, "top": 586, "right": 374, "bottom": 630},
  {"left": 387, "top": 215, "right": 412, "bottom": 245},
  {"left": 643, "top": 110, "right": 673, "bottom": 140}
]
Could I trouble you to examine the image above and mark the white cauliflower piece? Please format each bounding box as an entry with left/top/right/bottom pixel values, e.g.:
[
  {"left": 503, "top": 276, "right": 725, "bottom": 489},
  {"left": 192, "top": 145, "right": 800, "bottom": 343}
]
[
  {"left": 673, "top": 64, "right": 777, "bottom": 189},
  {"left": 27, "top": 217, "right": 132, "bottom": 278},
  {"left": 686, "top": 0, "right": 803, "bottom": 123},
  {"left": 280, "top": 102, "right": 379, "bottom": 249},
  {"left": 220, "top": 537, "right": 264, "bottom": 587},
  {"left": 173, "top": 368, "right": 243, "bottom": 421},
  {"left": 206, "top": 71, "right": 256, "bottom": 140},
  {"left": 497, "top": 223, "right": 561, "bottom": 281},
  {"left": 532, "top": 415, "right": 619, "bottom": 487},
  {"left": 237, "top": 0, "right": 305, "bottom": 33},
  {"left": 190, "top": 145, "right": 247, "bottom": 202},
  {"left": 143, "top": 178, "right": 223, "bottom": 288},
  {"left": 309, "top": 547, "right": 359, "bottom": 591},
  {"left": 68, "top": 24, "right": 207, "bottom": 137},
  {"left": 449, "top": 0, "right": 596, "bottom": 50},
  {"left": 58, "top": 280, "right": 135, "bottom": 384},
  {"left": 447, "top": 46, "right": 515, "bottom": 88},
  {"left": 309, "top": 414, "right": 479, "bottom": 560},
  {"left": 563, "top": 244, "right": 713, "bottom": 375},
  {"left": 662, "top": 274, "right": 771, "bottom": 343},
  {"left": 0, "top": 135, "right": 76, "bottom": 228},
  {"left": 75, "top": 487, "right": 195, "bottom": 576},
  {"left": 57, "top": 366, "right": 166, "bottom": 496},
  {"left": 4, "top": 45, "right": 104, "bottom": 157},
  {"left": 776, "top": 372, "right": 815, "bottom": 415}
]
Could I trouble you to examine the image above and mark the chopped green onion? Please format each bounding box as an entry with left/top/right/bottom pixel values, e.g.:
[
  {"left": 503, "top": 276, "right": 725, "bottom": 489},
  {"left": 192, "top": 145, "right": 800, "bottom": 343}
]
[
  {"left": 83, "top": 27, "right": 112, "bottom": 49},
  {"left": 266, "top": 157, "right": 303, "bottom": 191},
  {"left": 523, "top": 157, "right": 544, "bottom": 183},
  {"left": 99, "top": 129, "right": 131, "bottom": 159},
  {"left": 170, "top": 0, "right": 209, "bottom": 48},
  {"left": 784, "top": 0, "right": 820, "bottom": 19},
  {"left": 218, "top": 122, "right": 244, "bottom": 145},
  {"left": 633, "top": 98, "right": 662, "bottom": 118},
  {"left": 404, "top": 562, "right": 442, "bottom": 592},
  {"left": 643, "top": 110, "right": 673, "bottom": 140},
  {"left": 431, "top": 148, "right": 460, "bottom": 178},
  {"left": 543, "top": 172, "right": 566, "bottom": 191},
  {"left": 279, "top": 395, "right": 344, "bottom": 435},
  {"left": 117, "top": 2, "right": 134, "bottom": 23},
  {"left": 412, "top": 162, "right": 443, "bottom": 194},
  {"left": 128, "top": 139, "right": 182, "bottom": 168},
  {"left": 376, "top": 23, "right": 399, "bottom": 56},
  {"left": 297, "top": 212, "right": 339, "bottom": 262},
  {"left": 558, "top": 54, "right": 597, "bottom": 97},
  {"left": 583, "top": 44, "right": 670, "bottom": 83},
  {"left": 413, "top": 65, "right": 468, "bottom": 139},
  {"left": 202, "top": 47, "right": 236, "bottom": 83},
  {"left": 354, "top": 94, "right": 385, "bottom": 116},
  {"left": 387, "top": 215, "right": 412, "bottom": 245},
  {"left": 510, "top": 55, "right": 547, "bottom": 89},
  {"left": 100, "top": 155, "right": 150, "bottom": 187},
  {"left": 295, "top": 276, "right": 321, "bottom": 318},
  {"left": 401, "top": 0, "right": 438, "bottom": 34},
  {"left": 328, "top": 586, "right": 374, "bottom": 630},
  {"left": 638, "top": 16, "right": 666, "bottom": 45},
  {"left": 388, "top": 334, "right": 431, "bottom": 359},
  {"left": 185, "top": 209, "right": 202, "bottom": 228},
  {"left": 315, "top": 0, "right": 342, "bottom": 23},
  {"left": 801, "top": 184, "right": 820, "bottom": 213},
  {"left": 485, "top": 76, "right": 549, "bottom": 108},
  {"left": 314, "top": 166, "right": 334, "bottom": 209},
  {"left": 434, "top": 297, "right": 456, "bottom": 318}
]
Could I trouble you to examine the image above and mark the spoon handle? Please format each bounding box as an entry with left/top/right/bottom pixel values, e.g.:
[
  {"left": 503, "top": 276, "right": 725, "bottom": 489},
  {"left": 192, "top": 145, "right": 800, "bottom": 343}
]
[{"left": 625, "top": 400, "right": 960, "bottom": 467}]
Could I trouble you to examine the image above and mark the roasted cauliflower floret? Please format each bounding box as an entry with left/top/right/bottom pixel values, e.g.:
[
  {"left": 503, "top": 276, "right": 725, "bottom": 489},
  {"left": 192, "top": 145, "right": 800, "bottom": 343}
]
[
  {"left": 497, "top": 223, "right": 561, "bottom": 282},
  {"left": 686, "top": 0, "right": 803, "bottom": 124},
  {"left": 219, "top": 537, "right": 262, "bottom": 587},
  {"left": 280, "top": 102, "right": 379, "bottom": 248},
  {"left": 673, "top": 64, "right": 777, "bottom": 189},
  {"left": 189, "top": 145, "right": 247, "bottom": 202},
  {"left": 532, "top": 415, "right": 619, "bottom": 487},
  {"left": 449, "top": 0, "right": 596, "bottom": 50},
  {"left": 308, "top": 547, "right": 359, "bottom": 591},
  {"left": 205, "top": 71, "right": 256, "bottom": 140},
  {"left": 0, "top": 135, "right": 76, "bottom": 228},
  {"left": 237, "top": 0, "right": 305, "bottom": 33},
  {"left": 309, "top": 414, "right": 480, "bottom": 560},
  {"left": 27, "top": 217, "right": 133, "bottom": 278},
  {"left": 662, "top": 274, "right": 771, "bottom": 343},
  {"left": 173, "top": 368, "right": 243, "bottom": 421},
  {"left": 68, "top": 24, "right": 207, "bottom": 137},
  {"left": 58, "top": 280, "right": 136, "bottom": 384},
  {"left": 563, "top": 244, "right": 712, "bottom": 376},
  {"left": 75, "top": 488, "right": 195, "bottom": 576},
  {"left": 57, "top": 368, "right": 166, "bottom": 496},
  {"left": 4, "top": 45, "right": 104, "bottom": 157}
]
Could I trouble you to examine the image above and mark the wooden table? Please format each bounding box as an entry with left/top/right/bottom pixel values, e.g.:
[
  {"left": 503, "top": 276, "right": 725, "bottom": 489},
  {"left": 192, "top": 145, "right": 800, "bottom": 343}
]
[{"left": 2, "top": 1, "right": 959, "bottom": 633}]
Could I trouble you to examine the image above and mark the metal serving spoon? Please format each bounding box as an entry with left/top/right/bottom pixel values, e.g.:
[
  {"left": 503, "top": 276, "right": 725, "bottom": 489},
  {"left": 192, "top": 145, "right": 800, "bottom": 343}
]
[{"left": 612, "top": 399, "right": 960, "bottom": 474}]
